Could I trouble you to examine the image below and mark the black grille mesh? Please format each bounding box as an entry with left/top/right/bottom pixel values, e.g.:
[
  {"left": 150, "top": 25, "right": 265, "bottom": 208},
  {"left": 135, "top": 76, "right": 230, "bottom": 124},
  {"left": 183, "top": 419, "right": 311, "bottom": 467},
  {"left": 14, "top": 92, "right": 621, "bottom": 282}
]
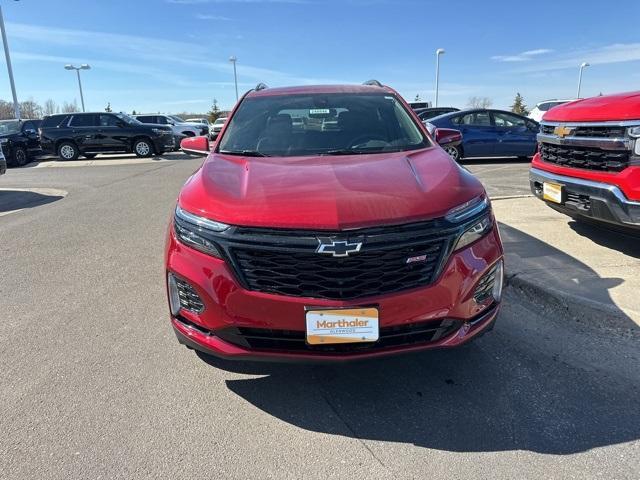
[{"left": 540, "top": 143, "right": 629, "bottom": 172}]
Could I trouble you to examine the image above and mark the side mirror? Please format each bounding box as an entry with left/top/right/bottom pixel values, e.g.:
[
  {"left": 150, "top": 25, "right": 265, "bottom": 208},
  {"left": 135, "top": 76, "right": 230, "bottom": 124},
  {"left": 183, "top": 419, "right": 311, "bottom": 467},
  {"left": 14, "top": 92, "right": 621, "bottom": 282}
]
[
  {"left": 435, "top": 128, "right": 462, "bottom": 146},
  {"left": 181, "top": 136, "right": 210, "bottom": 156},
  {"left": 24, "top": 128, "right": 37, "bottom": 135}
]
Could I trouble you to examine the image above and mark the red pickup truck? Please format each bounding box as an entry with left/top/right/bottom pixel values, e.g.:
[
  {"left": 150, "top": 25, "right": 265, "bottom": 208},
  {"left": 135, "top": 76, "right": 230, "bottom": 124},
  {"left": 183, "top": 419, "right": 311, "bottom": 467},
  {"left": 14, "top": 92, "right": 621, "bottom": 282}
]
[{"left": 530, "top": 91, "right": 640, "bottom": 231}]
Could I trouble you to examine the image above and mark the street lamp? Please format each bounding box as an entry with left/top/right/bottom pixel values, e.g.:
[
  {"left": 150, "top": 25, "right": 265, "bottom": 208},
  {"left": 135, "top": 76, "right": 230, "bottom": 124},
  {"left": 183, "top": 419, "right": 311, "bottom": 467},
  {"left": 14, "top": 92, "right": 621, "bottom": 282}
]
[
  {"left": 64, "top": 63, "right": 91, "bottom": 112},
  {"left": 434, "top": 48, "right": 445, "bottom": 107},
  {"left": 229, "top": 55, "right": 238, "bottom": 103},
  {"left": 0, "top": 5, "right": 20, "bottom": 119},
  {"left": 576, "top": 62, "right": 590, "bottom": 99}
]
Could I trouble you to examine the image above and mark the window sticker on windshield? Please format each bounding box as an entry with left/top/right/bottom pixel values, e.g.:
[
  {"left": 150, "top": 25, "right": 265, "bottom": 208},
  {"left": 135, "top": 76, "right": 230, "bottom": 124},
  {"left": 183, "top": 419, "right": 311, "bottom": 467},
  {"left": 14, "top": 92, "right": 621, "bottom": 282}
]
[{"left": 309, "top": 109, "right": 330, "bottom": 115}]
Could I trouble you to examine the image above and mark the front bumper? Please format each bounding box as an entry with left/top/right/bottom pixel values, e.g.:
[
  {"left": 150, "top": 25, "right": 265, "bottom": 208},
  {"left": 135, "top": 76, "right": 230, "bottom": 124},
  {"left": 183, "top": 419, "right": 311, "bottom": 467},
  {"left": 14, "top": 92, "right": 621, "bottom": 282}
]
[
  {"left": 165, "top": 225, "right": 504, "bottom": 362},
  {"left": 152, "top": 135, "right": 176, "bottom": 153},
  {"left": 530, "top": 167, "right": 640, "bottom": 228}
]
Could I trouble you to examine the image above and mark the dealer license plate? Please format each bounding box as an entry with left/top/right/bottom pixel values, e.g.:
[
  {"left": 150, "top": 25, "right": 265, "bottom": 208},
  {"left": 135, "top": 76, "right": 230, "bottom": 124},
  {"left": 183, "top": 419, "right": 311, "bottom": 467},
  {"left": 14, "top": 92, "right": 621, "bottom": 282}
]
[
  {"left": 543, "top": 182, "right": 563, "bottom": 204},
  {"left": 305, "top": 308, "right": 379, "bottom": 345}
]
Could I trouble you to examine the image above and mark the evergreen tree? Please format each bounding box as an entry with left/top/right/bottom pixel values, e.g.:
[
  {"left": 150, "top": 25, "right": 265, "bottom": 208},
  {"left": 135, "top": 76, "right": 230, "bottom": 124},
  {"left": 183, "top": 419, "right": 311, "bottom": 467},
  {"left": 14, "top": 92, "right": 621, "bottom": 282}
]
[
  {"left": 208, "top": 99, "right": 221, "bottom": 122},
  {"left": 105, "top": 102, "right": 112, "bottom": 112},
  {"left": 414, "top": 94, "right": 421, "bottom": 102},
  {"left": 511, "top": 93, "right": 529, "bottom": 115}
]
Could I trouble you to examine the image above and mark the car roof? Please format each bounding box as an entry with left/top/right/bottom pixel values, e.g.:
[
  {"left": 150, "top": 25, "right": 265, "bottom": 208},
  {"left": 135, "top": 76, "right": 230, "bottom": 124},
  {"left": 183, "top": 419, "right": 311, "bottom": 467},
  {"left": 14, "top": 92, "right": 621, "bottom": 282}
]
[
  {"left": 431, "top": 108, "right": 535, "bottom": 121},
  {"left": 246, "top": 84, "right": 395, "bottom": 98}
]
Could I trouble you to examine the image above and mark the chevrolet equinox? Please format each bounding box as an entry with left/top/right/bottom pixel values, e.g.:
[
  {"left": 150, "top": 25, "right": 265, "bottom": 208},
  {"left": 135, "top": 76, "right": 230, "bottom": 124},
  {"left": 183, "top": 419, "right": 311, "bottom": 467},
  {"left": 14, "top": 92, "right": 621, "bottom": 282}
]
[{"left": 165, "top": 82, "right": 504, "bottom": 362}]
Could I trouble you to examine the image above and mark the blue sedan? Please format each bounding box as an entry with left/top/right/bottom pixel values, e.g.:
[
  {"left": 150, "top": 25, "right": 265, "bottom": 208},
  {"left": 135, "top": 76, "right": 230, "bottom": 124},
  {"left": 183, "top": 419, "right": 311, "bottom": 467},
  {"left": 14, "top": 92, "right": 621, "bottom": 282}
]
[{"left": 428, "top": 109, "right": 539, "bottom": 160}]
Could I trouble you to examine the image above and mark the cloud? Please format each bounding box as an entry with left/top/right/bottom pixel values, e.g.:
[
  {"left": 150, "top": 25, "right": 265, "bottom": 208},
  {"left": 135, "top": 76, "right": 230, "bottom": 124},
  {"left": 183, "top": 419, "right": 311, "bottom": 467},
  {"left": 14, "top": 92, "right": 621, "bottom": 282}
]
[
  {"left": 492, "top": 48, "right": 553, "bottom": 62},
  {"left": 514, "top": 43, "right": 640, "bottom": 72},
  {"left": 195, "top": 13, "right": 231, "bottom": 20}
]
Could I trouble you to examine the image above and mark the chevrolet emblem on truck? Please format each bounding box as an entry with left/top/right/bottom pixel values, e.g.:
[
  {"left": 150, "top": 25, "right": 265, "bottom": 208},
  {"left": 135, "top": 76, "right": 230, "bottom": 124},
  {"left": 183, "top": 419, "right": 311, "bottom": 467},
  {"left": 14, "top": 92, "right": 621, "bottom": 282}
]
[
  {"left": 553, "top": 125, "right": 575, "bottom": 138},
  {"left": 316, "top": 238, "right": 363, "bottom": 257}
]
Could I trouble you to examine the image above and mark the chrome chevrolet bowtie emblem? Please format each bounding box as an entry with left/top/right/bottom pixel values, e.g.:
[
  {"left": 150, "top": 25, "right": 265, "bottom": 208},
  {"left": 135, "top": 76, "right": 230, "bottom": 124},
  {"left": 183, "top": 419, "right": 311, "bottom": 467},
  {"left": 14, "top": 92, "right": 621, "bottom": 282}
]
[
  {"left": 316, "top": 238, "right": 362, "bottom": 257},
  {"left": 553, "top": 125, "right": 575, "bottom": 138}
]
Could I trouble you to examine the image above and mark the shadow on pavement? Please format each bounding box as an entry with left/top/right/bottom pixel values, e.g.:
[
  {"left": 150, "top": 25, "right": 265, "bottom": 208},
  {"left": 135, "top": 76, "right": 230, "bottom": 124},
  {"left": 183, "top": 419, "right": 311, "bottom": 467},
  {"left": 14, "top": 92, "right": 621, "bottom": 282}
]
[
  {"left": 568, "top": 220, "right": 640, "bottom": 259},
  {"left": 461, "top": 156, "right": 532, "bottom": 165},
  {"left": 0, "top": 189, "right": 65, "bottom": 213},
  {"left": 192, "top": 221, "right": 638, "bottom": 455}
]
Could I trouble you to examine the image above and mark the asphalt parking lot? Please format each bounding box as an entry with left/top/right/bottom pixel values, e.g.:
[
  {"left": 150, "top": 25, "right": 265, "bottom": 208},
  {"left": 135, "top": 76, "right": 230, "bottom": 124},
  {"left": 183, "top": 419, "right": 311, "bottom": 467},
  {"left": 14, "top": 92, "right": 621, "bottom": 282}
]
[{"left": 1, "top": 155, "right": 638, "bottom": 479}]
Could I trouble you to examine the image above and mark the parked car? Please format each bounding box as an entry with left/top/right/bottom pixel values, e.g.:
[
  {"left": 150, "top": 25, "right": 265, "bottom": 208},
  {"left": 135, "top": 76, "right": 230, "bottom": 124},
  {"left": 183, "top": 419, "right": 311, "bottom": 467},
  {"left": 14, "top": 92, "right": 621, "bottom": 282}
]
[
  {"left": 135, "top": 114, "right": 208, "bottom": 149},
  {"left": 166, "top": 82, "right": 504, "bottom": 363},
  {"left": 0, "top": 144, "right": 6, "bottom": 175},
  {"left": 408, "top": 101, "right": 431, "bottom": 110},
  {"left": 210, "top": 116, "right": 227, "bottom": 138},
  {"left": 186, "top": 118, "right": 210, "bottom": 126},
  {"left": 429, "top": 109, "right": 539, "bottom": 160},
  {"left": 530, "top": 91, "right": 640, "bottom": 232},
  {"left": 39, "top": 112, "right": 174, "bottom": 160},
  {"left": 528, "top": 99, "right": 575, "bottom": 122},
  {"left": 416, "top": 107, "right": 460, "bottom": 121},
  {"left": 0, "top": 119, "right": 42, "bottom": 167}
]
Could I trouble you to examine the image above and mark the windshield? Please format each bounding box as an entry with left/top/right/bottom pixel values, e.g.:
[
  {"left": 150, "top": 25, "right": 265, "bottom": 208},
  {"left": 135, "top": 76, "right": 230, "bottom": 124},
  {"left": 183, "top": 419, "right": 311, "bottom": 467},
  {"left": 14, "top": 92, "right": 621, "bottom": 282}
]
[
  {"left": 218, "top": 93, "right": 429, "bottom": 157},
  {"left": 116, "top": 113, "right": 141, "bottom": 125},
  {"left": 214, "top": 118, "right": 226, "bottom": 125},
  {"left": 538, "top": 101, "right": 567, "bottom": 112},
  {"left": 0, "top": 120, "right": 21, "bottom": 135}
]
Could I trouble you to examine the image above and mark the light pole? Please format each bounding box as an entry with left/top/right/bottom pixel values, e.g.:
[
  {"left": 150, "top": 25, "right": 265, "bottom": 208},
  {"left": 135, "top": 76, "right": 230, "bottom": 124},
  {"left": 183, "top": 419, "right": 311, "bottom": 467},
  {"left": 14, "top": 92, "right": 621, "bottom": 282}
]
[
  {"left": 229, "top": 55, "right": 238, "bottom": 102},
  {"left": 434, "top": 48, "right": 445, "bottom": 107},
  {"left": 577, "top": 62, "right": 590, "bottom": 99},
  {"left": 64, "top": 64, "right": 90, "bottom": 112},
  {"left": 0, "top": 5, "right": 20, "bottom": 119}
]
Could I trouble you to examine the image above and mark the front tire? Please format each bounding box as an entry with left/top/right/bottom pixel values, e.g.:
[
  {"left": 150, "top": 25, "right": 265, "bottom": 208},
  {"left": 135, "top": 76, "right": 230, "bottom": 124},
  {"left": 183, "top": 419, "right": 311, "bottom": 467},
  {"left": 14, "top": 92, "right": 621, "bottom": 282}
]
[
  {"left": 443, "top": 145, "right": 461, "bottom": 161},
  {"left": 13, "top": 146, "right": 28, "bottom": 167},
  {"left": 133, "top": 138, "right": 153, "bottom": 157},
  {"left": 57, "top": 142, "right": 79, "bottom": 161}
]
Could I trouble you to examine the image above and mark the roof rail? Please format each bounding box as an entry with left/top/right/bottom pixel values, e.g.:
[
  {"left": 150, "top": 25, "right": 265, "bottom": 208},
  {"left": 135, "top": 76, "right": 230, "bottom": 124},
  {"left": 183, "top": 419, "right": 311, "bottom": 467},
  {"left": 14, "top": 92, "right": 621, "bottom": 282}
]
[
  {"left": 254, "top": 83, "right": 268, "bottom": 91},
  {"left": 363, "top": 79, "right": 383, "bottom": 87}
]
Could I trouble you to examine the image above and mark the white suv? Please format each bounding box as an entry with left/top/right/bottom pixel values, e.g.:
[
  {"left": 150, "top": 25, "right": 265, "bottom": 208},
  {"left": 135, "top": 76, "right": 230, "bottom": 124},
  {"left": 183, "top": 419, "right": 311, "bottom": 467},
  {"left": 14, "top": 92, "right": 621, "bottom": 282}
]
[
  {"left": 528, "top": 99, "right": 575, "bottom": 122},
  {"left": 135, "top": 114, "right": 209, "bottom": 149}
]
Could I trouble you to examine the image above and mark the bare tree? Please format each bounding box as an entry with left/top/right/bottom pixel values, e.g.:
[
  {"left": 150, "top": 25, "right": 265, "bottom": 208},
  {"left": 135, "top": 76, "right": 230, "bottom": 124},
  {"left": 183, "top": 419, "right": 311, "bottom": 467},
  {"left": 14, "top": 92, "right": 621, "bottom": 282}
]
[
  {"left": 467, "top": 96, "right": 493, "bottom": 108},
  {"left": 62, "top": 100, "right": 79, "bottom": 113},
  {"left": 0, "top": 100, "right": 15, "bottom": 120},
  {"left": 19, "top": 99, "right": 43, "bottom": 119},
  {"left": 43, "top": 99, "right": 59, "bottom": 116}
]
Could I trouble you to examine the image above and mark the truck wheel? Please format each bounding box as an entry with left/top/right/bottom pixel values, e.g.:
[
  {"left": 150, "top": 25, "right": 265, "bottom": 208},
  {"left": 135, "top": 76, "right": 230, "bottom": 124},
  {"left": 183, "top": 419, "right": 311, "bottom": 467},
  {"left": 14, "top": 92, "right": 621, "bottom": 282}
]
[
  {"left": 13, "top": 146, "right": 28, "bottom": 167},
  {"left": 57, "top": 142, "right": 79, "bottom": 161},
  {"left": 133, "top": 138, "right": 153, "bottom": 157}
]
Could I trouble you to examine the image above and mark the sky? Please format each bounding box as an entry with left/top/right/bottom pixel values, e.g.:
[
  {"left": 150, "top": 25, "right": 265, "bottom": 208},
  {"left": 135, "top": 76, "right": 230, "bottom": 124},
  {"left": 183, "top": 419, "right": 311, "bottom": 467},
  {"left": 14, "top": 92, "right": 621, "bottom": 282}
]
[{"left": 1, "top": 0, "right": 639, "bottom": 114}]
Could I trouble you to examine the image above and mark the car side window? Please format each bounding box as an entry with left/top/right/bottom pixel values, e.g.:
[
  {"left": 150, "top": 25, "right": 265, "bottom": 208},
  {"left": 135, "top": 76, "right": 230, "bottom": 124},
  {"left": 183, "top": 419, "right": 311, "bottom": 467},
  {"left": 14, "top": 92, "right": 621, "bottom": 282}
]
[
  {"left": 156, "top": 116, "right": 168, "bottom": 125},
  {"left": 493, "top": 112, "right": 526, "bottom": 128},
  {"left": 454, "top": 112, "right": 491, "bottom": 126},
  {"left": 70, "top": 115, "right": 97, "bottom": 127},
  {"left": 136, "top": 116, "right": 153, "bottom": 123},
  {"left": 98, "top": 114, "right": 119, "bottom": 127},
  {"left": 22, "top": 121, "right": 36, "bottom": 133}
]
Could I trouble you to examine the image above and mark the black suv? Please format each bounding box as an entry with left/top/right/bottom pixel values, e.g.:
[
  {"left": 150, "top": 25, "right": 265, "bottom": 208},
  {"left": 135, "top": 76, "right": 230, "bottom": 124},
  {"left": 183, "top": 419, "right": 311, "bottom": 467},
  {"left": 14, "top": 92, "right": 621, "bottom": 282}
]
[
  {"left": 0, "top": 119, "right": 42, "bottom": 167},
  {"left": 39, "top": 112, "right": 174, "bottom": 160}
]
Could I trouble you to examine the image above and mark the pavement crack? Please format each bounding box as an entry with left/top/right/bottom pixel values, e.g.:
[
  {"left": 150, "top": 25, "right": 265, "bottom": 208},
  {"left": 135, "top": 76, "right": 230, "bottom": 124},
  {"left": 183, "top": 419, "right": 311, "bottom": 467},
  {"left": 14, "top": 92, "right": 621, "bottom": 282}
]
[{"left": 319, "top": 389, "right": 389, "bottom": 471}]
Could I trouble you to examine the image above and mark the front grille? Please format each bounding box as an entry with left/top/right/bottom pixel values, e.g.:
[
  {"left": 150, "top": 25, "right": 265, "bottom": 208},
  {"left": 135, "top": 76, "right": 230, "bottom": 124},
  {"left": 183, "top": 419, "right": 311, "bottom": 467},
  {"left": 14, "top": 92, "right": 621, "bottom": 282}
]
[
  {"left": 540, "top": 143, "right": 629, "bottom": 172},
  {"left": 565, "top": 192, "right": 591, "bottom": 211},
  {"left": 541, "top": 125, "right": 626, "bottom": 138},
  {"left": 215, "top": 318, "right": 463, "bottom": 353}
]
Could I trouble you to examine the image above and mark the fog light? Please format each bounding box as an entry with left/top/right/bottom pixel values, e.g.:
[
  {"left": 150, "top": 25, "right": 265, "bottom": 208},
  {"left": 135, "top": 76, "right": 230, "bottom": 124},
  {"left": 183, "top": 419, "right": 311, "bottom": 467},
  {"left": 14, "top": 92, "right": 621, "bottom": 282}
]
[
  {"left": 167, "top": 273, "right": 205, "bottom": 316},
  {"left": 473, "top": 260, "right": 504, "bottom": 304}
]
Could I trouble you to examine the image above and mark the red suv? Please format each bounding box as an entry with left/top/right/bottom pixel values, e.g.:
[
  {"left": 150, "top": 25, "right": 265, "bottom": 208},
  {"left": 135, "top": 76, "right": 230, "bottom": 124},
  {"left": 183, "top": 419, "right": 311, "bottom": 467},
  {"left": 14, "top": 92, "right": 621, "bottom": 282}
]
[
  {"left": 165, "top": 82, "right": 504, "bottom": 362},
  {"left": 530, "top": 91, "right": 640, "bottom": 231}
]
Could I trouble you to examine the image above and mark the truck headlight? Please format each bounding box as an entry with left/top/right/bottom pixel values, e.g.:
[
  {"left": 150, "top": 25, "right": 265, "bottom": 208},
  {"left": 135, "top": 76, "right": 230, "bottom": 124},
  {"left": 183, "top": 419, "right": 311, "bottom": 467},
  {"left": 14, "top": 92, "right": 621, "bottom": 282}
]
[
  {"left": 173, "top": 206, "right": 228, "bottom": 258},
  {"left": 631, "top": 127, "right": 640, "bottom": 156}
]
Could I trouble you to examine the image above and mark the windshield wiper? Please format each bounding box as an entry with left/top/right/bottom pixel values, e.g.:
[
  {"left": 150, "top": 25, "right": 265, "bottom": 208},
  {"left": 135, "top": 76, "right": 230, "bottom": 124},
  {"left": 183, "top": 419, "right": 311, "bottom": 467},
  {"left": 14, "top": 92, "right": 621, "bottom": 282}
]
[
  {"left": 322, "top": 148, "right": 369, "bottom": 156},
  {"left": 219, "top": 149, "right": 270, "bottom": 157}
]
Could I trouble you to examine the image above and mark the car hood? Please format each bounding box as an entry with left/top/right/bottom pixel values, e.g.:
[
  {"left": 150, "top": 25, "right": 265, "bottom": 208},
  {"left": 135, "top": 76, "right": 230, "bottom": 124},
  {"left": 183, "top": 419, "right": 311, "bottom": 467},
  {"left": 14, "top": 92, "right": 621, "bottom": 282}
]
[
  {"left": 543, "top": 91, "right": 640, "bottom": 122},
  {"left": 177, "top": 147, "right": 485, "bottom": 230}
]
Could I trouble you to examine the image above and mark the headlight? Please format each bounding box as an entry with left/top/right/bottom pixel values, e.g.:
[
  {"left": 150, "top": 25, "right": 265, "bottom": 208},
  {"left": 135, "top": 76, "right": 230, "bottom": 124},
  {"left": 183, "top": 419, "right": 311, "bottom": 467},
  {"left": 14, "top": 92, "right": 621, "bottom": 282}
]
[
  {"left": 0, "top": 138, "right": 9, "bottom": 144},
  {"left": 445, "top": 196, "right": 489, "bottom": 223},
  {"left": 454, "top": 215, "right": 493, "bottom": 251},
  {"left": 628, "top": 126, "right": 640, "bottom": 138},
  {"left": 152, "top": 128, "right": 170, "bottom": 135},
  {"left": 173, "top": 206, "right": 229, "bottom": 257}
]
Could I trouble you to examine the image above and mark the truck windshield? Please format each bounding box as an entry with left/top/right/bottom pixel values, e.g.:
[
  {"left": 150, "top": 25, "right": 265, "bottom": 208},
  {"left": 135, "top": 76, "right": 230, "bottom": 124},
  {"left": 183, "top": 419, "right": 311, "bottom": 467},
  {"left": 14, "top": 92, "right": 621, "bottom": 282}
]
[
  {"left": 0, "top": 120, "right": 21, "bottom": 135},
  {"left": 218, "top": 93, "right": 429, "bottom": 157}
]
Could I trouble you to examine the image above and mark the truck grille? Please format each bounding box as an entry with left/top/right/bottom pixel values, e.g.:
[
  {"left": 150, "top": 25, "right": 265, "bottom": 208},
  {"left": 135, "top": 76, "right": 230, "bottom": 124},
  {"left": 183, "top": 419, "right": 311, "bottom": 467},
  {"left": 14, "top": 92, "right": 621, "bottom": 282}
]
[
  {"left": 539, "top": 143, "right": 630, "bottom": 172},
  {"left": 541, "top": 125, "right": 626, "bottom": 138}
]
